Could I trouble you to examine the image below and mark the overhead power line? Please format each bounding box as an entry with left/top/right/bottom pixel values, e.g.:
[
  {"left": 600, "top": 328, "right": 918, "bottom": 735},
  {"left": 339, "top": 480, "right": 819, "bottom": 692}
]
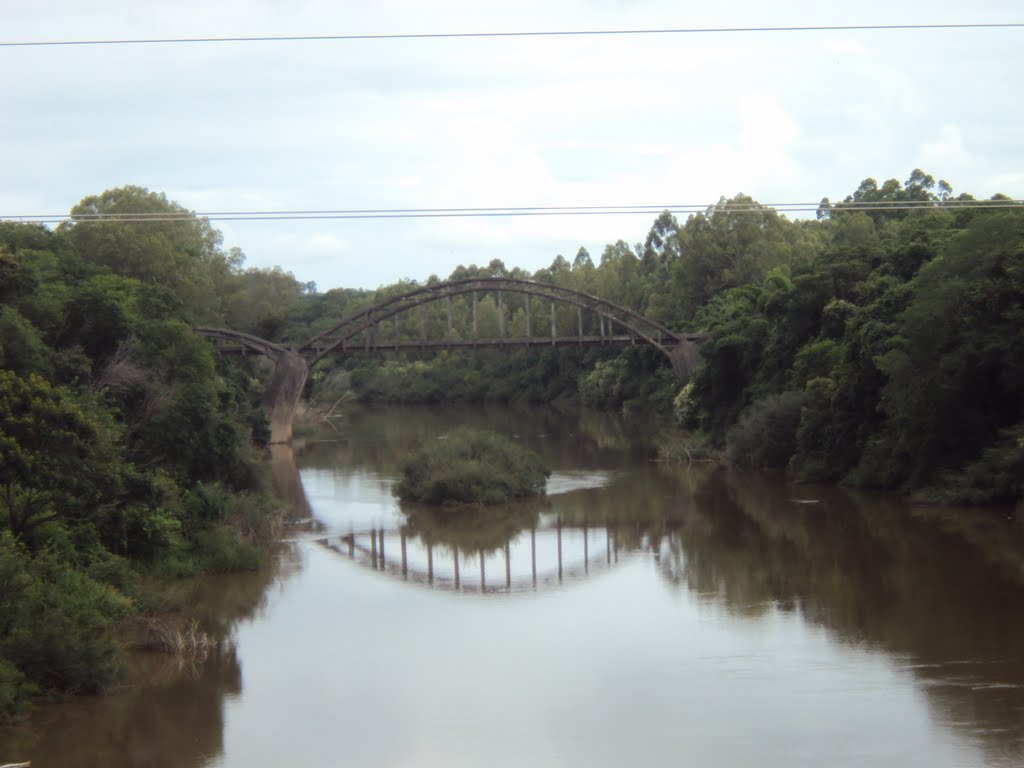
[
  {"left": 4, "top": 199, "right": 1022, "bottom": 225},
  {"left": 2, "top": 23, "right": 1022, "bottom": 48}
]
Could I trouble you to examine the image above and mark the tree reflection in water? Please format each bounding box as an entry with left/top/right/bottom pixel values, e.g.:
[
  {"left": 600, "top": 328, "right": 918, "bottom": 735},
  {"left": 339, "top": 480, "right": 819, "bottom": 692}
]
[
  {"left": 6, "top": 408, "right": 1019, "bottom": 766},
  {"left": 308, "top": 436, "right": 1024, "bottom": 766}
]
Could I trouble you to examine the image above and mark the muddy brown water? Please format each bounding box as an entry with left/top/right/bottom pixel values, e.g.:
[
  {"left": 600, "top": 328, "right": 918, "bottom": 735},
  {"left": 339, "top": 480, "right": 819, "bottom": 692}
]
[{"left": 2, "top": 405, "right": 1023, "bottom": 767}]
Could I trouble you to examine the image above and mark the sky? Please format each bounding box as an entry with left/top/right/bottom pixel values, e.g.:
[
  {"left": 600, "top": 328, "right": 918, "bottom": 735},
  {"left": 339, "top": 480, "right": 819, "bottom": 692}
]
[{"left": 3, "top": 1, "right": 1022, "bottom": 291}]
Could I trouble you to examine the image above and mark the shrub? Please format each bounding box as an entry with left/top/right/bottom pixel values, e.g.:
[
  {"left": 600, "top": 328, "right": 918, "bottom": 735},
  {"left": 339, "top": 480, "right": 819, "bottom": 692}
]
[
  {"left": 726, "top": 390, "right": 807, "bottom": 468},
  {"left": 928, "top": 422, "right": 1024, "bottom": 504},
  {"left": 0, "top": 533, "right": 130, "bottom": 716},
  {"left": 0, "top": 656, "right": 36, "bottom": 722},
  {"left": 401, "top": 500, "right": 543, "bottom": 553},
  {"left": 395, "top": 427, "right": 550, "bottom": 505}
]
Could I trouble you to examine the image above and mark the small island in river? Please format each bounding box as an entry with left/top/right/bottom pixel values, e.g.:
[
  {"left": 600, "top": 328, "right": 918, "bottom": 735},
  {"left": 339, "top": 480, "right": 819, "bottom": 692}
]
[{"left": 394, "top": 427, "right": 550, "bottom": 506}]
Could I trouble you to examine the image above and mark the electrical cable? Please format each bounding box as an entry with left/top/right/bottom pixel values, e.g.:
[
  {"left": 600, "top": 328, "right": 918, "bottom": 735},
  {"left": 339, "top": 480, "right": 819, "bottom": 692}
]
[
  {"left": 4, "top": 199, "right": 1021, "bottom": 225},
  {"left": 2, "top": 23, "right": 1022, "bottom": 48}
]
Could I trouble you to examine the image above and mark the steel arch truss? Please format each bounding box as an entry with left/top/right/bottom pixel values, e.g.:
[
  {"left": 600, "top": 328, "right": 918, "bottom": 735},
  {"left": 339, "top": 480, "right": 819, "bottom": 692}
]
[
  {"left": 192, "top": 326, "right": 289, "bottom": 359},
  {"left": 300, "top": 277, "right": 686, "bottom": 365}
]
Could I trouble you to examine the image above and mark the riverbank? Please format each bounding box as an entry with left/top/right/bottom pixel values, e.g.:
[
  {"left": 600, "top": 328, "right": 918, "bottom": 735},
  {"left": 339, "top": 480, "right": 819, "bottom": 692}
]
[
  {"left": 7, "top": 404, "right": 1022, "bottom": 767},
  {"left": 0, "top": 483, "right": 288, "bottom": 725}
]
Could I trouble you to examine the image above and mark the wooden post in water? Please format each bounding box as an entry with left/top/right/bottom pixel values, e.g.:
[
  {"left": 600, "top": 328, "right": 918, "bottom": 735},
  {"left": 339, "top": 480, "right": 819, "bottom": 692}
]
[
  {"left": 531, "top": 528, "right": 537, "bottom": 588},
  {"left": 427, "top": 542, "right": 434, "bottom": 584},
  {"left": 505, "top": 541, "right": 511, "bottom": 591},
  {"left": 378, "top": 529, "right": 385, "bottom": 568},
  {"left": 557, "top": 517, "right": 563, "bottom": 583},
  {"left": 453, "top": 550, "right": 460, "bottom": 589},
  {"left": 480, "top": 550, "right": 486, "bottom": 591},
  {"left": 370, "top": 529, "right": 378, "bottom": 569},
  {"left": 400, "top": 530, "right": 408, "bottom": 579}
]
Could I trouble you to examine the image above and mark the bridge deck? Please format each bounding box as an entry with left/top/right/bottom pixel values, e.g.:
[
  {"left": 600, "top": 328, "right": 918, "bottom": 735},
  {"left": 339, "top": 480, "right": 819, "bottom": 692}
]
[
  {"left": 209, "top": 335, "right": 688, "bottom": 358},
  {"left": 210, "top": 334, "right": 695, "bottom": 357}
]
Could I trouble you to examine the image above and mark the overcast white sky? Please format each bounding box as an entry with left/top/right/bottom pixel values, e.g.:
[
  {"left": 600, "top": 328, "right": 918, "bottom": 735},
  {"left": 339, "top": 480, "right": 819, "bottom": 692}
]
[{"left": 3, "top": 1, "right": 1022, "bottom": 290}]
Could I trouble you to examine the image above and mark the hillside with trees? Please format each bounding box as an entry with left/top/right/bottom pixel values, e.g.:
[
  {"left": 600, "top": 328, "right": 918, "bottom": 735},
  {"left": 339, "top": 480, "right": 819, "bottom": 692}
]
[
  {"left": 275, "top": 172, "right": 1022, "bottom": 506},
  {"left": 0, "top": 187, "right": 312, "bottom": 720},
  {"left": 2, "top": 172, "right": 1021, "bottom": 719}
]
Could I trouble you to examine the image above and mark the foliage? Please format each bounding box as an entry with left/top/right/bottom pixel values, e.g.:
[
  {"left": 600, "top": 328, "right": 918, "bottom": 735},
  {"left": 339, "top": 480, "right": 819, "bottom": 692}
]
[
  {"left": 271, "top": 169, "right": 1023, "bottom": 506},
  {"left": 928, "top": 422, "right": 1024, "bottom": 505},
  {"left": 400, "top": 500, "right": 543, "bottom": 554},
  {"left": 3, "top": 170, "right": 1020, "bottom": 719},
  {"left": 0, "top": 532, "right": 131, "bottom": 716},
  {"left": 0, "top": 371, "right": 123, "bottom": 537},
  {"left": 676, "top": 177, "right": 1024, "bottom": 500},
  {"left": 726, "top": 391, "right": 807, "bottom": 468},
  {"left": 0, "top": 189, "right": 281, "bottom": 721},
  {"left": 395, "top": 427, "right": 550, "bottom": 505}
]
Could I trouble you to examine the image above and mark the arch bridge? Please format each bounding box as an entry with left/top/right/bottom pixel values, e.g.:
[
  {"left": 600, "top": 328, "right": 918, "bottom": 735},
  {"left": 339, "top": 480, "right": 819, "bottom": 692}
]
[
  {"left": 195, "top": 277, "right": 704, "bottom": 443},
  {"left": 318, "top": 518, "right": 656, "bottom": 595}
]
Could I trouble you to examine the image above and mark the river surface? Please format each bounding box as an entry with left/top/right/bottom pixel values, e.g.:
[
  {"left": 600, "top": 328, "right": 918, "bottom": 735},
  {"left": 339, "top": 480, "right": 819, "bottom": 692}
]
[{"left": 2, "top": 405, "right": 1024, "bottom": 767}]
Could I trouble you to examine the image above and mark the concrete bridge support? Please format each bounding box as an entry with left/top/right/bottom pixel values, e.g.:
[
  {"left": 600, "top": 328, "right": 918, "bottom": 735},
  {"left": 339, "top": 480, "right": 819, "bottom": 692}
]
[
  {"left": 196, "top": 277, "right": 708, "bottom": 443},
  {"left": 669, "top": 339, "right": 703, "bottom": 383},
  {"left": 263, "top": 350, "right": 310, "bottom": 444}
]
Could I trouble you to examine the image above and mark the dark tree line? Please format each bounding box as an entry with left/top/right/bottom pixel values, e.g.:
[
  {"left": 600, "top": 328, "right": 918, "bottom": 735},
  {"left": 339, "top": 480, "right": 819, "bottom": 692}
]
[
  {"left": 280, "top": 172, "right": 1023, "bottom": 506},
  {"left": 2, "top": 172, "right": 1020, "bottom": 719},
  {"left": 0, "top": 187, "right": 309, "bottom": 720}
]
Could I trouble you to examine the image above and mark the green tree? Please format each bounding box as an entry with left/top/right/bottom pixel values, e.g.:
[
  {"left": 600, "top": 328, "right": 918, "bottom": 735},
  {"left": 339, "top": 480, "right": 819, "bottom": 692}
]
[
  {"left": 870, "top": 211, "right": 1024, "bottom": 486},
  {"left": 672, "top": 195, "right": 797, "bottom": 317},
  {"left": 0, "top": 372, "right": 123, "bottom": 538},
  {"left": 62, "top": 186, "right": 230, "bottom": 323}
]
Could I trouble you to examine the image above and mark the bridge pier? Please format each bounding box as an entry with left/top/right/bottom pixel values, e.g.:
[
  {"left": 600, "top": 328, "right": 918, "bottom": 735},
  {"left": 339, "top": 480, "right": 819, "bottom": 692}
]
[
  {"left": 263, "top": 350, "right": 310, "bottom": 444},
  {"left": 196, "top": 278, "right": 709, "bottom": 440},
  {"left": 669, "top": 339, "right": 703, "bottom": 382}
]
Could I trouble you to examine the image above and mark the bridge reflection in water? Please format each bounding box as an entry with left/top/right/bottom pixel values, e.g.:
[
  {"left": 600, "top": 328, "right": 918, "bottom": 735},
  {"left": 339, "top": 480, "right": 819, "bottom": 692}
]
[{"left": 317, "top": 518, "right": 657, "bottom": 594}]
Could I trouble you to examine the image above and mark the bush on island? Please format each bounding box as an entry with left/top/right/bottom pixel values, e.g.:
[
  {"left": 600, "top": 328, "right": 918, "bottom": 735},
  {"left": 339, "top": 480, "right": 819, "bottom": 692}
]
[
  {"left": 395, "top": 427, "right": 550, "bottom": 505},
  {"left": 400, "top": 499, "right": 544, "bottom": 553}
]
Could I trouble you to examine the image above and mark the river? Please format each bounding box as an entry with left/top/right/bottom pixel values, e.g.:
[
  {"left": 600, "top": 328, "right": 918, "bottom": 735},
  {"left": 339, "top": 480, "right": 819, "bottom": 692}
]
[{"left": 2, "top": 405, "right": 1023, "bottom": 767}]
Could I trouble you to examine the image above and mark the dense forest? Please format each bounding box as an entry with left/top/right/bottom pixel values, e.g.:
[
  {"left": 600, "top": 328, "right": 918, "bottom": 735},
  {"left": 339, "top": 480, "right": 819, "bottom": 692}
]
[
  {"left": 269, "top": 170, "right": 1022, "bottom": 507},
  {"left": 0, "top": 188, "right": 290, "bottom": 719},
  {"left": 1, "top": 171, "right": 1022, "bottom": 719}
]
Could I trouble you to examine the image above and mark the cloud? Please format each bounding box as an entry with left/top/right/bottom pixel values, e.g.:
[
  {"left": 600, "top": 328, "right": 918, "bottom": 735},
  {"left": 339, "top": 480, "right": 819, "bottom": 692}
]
[
  {"left": 919, "top": 124, "right": 969, "bottom": 174},
  {"left": 4, "top": 0, "right": 1024, "bottom": 289}
]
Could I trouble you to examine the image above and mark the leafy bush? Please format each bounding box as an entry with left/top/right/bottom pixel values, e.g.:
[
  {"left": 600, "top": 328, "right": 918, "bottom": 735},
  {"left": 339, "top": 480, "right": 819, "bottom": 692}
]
[
  {"left": 395, "top": 427, "right": 550, "bottom": 505},
  {"left": 0, "top": 533, "right": 130, "bottom": 716},
  {"left": 400, "top": 500, "right": 543, "bottom": 553},
  {"left": 928, "top": 422, "right": 1024, "bottom": 504},
  {"left": 0, "top": 656, "right": 36, "bottom": 722},
  {"left": 726, "top": 390, "right": 807, "bottom": 468}
]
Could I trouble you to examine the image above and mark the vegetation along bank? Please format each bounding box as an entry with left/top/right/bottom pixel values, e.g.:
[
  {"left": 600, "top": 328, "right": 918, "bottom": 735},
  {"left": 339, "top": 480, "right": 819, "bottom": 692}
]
[{"left": 2, "top": 170, "right": 1022, "bottom": 718}]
